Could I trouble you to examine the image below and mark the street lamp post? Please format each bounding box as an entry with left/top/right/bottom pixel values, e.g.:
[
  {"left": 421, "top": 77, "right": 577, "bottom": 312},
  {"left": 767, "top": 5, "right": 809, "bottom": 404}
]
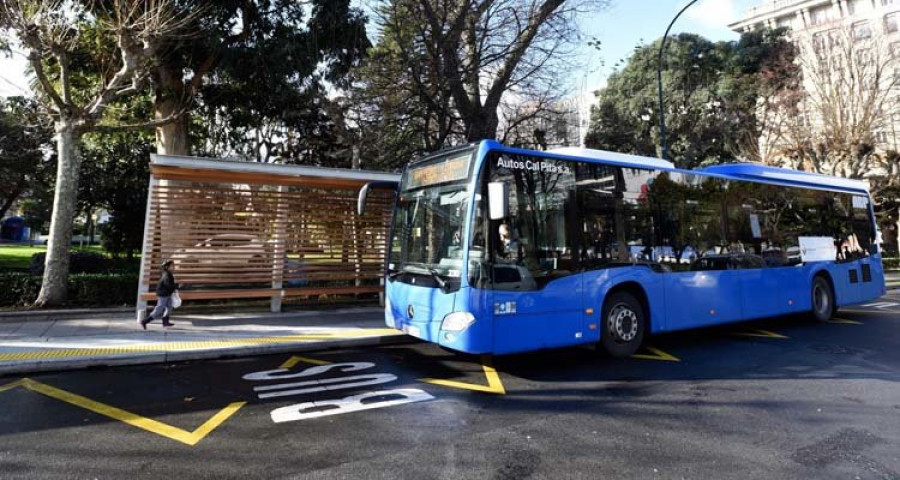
[{"left": 657, "top": 0, "right": 700, "bottom": 160}]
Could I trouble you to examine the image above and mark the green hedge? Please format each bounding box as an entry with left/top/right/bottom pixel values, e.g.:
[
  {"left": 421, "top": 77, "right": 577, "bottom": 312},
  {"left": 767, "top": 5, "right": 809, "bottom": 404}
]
[
  {"left": 0, "top": 273, "right": 138, "bottom": 308},
  {"left": 0, "top": 273, "right": 42, "bottom": 307}
]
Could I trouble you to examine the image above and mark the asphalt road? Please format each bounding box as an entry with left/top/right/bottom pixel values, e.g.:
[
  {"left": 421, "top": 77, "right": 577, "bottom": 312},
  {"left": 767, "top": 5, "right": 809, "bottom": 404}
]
[{"left": 2, "top": 294, "right": 899, "bottom": 480}]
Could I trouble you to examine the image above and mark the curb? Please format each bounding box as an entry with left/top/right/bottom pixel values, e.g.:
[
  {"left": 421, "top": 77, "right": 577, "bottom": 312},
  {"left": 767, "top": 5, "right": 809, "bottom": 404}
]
[
  {"left": 0, "top": 307, "right": 133, "bottom": 323},
  {"left": 0, "top": 306, "right": 385, "bottom": 324},
  {"left": 0, "top": 333, "right": 415, "bottom": 376}
]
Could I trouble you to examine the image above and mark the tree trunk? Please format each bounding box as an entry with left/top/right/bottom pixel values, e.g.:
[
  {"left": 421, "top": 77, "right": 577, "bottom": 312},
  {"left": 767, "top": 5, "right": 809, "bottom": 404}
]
[
  {"left": 895, "top": 207, "right": 900, "bottom": 254},
  {"left": 35, "top": 123, "right": 82, "bottom": 307},
  {"left": 0, "top": 186, "right": 23, "bottom": 219},
  {"left": 465, "top": 110, "right": 500, "bottom": 142},
  {"left": 154, "top": 64, "right": 189, "bottom": 156},
  {"left": 351, "top": 145, "right": 360, "bottom": 170},
  {"left": 86, "top": 208, "right": 94, "bottom": 245}
]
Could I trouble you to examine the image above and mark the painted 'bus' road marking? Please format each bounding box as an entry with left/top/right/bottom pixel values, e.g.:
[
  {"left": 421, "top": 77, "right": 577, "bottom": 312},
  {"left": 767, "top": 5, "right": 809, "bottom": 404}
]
[
  {"left": 0, "top": 378, "right": 244, "bottom": 446},
  {"left": 243, "top": 356, "right": 434, "bottom": 423}
]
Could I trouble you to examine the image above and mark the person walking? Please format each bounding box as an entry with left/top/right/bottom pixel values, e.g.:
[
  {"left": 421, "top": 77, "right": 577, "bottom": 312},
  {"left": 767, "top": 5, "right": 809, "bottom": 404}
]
[{"left": 140, "top": 259, "right": 178, "bottom": 329}]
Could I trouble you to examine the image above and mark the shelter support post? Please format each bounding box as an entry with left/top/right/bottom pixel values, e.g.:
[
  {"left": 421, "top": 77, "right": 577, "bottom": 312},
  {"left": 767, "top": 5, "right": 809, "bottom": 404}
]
[
  {"left": 135, "top": 175, "right": 159, "bottom": 321},
  {"left": 271, "top": 185, "right": 289, "bottom": 313}
]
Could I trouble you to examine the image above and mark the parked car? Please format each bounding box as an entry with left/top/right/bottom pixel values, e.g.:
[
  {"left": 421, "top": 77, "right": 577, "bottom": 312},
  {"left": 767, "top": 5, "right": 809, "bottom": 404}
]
[{"left": 172, "top": 234, "right": 271, "bottom": 266}]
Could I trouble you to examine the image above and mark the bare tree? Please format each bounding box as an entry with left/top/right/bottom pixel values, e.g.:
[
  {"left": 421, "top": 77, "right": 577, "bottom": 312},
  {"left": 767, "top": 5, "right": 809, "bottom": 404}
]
[
  {"left": 358, "top": 0, "right": 607, "bottom": 156},
  {"left": 0, "top": 0, "right": 193, "bottom": 306},
  {"left": 777, "top": 24, "right": 899, "bottom": 177}
]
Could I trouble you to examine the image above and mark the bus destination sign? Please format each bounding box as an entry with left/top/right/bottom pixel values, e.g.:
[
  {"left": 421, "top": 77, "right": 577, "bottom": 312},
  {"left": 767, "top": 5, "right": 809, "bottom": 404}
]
[{"left": 405, "top": 152, "right": 470, "bottom": 190}]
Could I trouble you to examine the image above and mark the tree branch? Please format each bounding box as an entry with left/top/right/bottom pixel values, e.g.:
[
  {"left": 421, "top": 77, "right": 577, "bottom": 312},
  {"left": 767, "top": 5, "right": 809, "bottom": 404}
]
[
  {"left": 27, "top": 51, "right": 66, "bottom": 112},
  {"left": 485, "top": 0, "right": 564, "bottom": 112},
  {"left": 82, "top": 108, "right": 186, "bottom": 133}
]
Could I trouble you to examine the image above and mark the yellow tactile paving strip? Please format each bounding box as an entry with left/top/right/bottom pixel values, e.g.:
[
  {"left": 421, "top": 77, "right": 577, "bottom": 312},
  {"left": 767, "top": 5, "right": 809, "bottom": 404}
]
[{"left": 0, "top": 329, "right": 403, "bottom": 363}]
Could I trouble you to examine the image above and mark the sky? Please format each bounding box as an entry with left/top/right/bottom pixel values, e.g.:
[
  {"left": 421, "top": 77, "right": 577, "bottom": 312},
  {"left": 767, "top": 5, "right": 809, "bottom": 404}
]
[
  {"left": 575, "top": 0, "right": 760, "bottom": 95},
  {"left": 0, "top": 0, "right": 761, "bottom": 98}
]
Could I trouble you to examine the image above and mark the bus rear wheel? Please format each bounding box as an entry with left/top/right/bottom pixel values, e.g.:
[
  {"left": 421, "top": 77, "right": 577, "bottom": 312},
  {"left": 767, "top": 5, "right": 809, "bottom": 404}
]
[
  {"left": 810, "top": 275, "right": 835, "bottom": 322},
  {"left": 600, "top": 291, "right": 646, "bottom": 358}
]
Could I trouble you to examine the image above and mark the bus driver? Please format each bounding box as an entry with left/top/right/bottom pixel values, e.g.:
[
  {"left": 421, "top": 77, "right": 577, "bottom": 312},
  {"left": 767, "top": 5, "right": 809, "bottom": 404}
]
[{"left": 498, "top": 223, "right": 521, "bottom": 261}]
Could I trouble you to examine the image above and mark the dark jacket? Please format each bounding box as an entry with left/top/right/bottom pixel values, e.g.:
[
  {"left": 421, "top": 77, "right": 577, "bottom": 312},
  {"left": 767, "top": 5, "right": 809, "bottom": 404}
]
[{"left": 156, "top": 270, "right": 178, "bottom": 297}]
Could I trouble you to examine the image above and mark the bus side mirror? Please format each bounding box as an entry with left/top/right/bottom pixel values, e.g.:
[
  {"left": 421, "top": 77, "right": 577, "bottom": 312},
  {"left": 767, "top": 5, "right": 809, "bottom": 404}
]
[
  {"left": 488, "top": 182, "right": 508, "bottom": 220},
  {"left": 358, "top": 181, "right": 399, "bottom": 216}
]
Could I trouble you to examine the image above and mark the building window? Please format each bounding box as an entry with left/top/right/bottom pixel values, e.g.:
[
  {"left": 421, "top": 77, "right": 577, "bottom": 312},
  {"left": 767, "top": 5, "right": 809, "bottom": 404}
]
[
  {"left": 776, "top": 17, "right": 793, "bottom": 31},
  {"left": 883, "top": 0, "right": 896, "bottom": 7},
  {"left": 853, "top": 21, "right": 873, "bottom": 40},
  {"left": 813, "top": 32, "right": 827, "bottom": 51},
  {"left": 858, "top": 48, "right": 874, "bottom": 66},
  {"left": 891, "top": 41, "right": 900, "bottom": 58},
  {"left": 810, "top": 6, "right": 833, "bottom": 26},
  {"left": 848, "top": 0, "right": 871, "bottom": 15},
  {"left": 813, "top": 30, "right": 839, "bottom": 52},
  {"left": 886, "top": 13, "right": 899, "bottom": 34},
  {"left": 875, "top": 131, "right": 889, "bottom": 144}
]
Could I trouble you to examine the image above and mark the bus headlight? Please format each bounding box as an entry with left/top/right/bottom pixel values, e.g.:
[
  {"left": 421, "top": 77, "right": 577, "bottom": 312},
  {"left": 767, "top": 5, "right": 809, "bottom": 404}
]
[{"left": 441, "top": 312, "right": 475, "bottom": 332}]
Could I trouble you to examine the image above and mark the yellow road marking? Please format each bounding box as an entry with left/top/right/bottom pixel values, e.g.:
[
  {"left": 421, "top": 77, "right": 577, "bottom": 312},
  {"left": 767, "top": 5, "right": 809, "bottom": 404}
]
[
  {"left": 0, "top": 378, "right": 25, "bottom": 392},
  {"left": 2, "top": 378, "right": 245, "bottom": 446},
  {"left": 839, "top": 309, "right": 897, "bottom": 316},
  {"left": 279, "top": 355, "right": 332, "bottom": 369},
  {"left": 280, "top": 353, "right": 507, "bottom": 394},
  {"left": 421, "top": 355, "right": 506, "bottom": 394},
  {"left": 731, "top": 329, "right": 789, "bottom": 339},
  {"left": 827, "top": 317, "right": 863, "bottom": 325},
  {"left": 631, "top": 346, "right": 681, "bottom": 362},
  {"left": 0, "top": 329, "right": 403, "bottom": 363}
]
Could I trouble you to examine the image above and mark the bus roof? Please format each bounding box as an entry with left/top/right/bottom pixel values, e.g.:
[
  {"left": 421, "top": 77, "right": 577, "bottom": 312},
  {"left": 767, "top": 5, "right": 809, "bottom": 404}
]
[
  {"left": 547, "top": 147, "right": 676, "bottom": 170},
  {"left": 478, "top": 141, "right": 870, "bottom": 195},
  {"left": 526, "top": 144, "right": 869, "bottom": 195},
  {"left": 700, "top": 163, "right": 870, "bottom": 194}
]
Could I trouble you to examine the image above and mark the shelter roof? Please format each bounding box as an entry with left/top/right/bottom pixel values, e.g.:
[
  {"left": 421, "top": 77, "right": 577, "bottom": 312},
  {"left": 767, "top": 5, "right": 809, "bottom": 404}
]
[{"left": 150, "top": 154, "right": 400, "bottom": 189}]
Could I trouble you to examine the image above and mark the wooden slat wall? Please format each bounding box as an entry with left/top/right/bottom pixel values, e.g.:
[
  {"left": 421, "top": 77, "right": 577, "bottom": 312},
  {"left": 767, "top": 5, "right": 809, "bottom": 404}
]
[{"left": 139, "top": 174, "right": 394, "bottom": 302}]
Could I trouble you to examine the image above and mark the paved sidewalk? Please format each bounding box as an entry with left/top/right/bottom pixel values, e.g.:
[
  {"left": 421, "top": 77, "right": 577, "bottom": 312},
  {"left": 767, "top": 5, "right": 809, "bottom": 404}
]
[
  {"left": 0, "top": 307, "right": 410, "bottom": 375},
  {"left": 886, "top": 270, "right": 900, "bottom": 289}
]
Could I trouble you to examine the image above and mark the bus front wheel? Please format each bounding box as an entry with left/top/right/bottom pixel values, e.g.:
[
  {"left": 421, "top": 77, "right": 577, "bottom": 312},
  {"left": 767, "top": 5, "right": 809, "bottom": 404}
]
[
  {"left": 600, "top": 291, "right": 646, "bottom": 358},
  {"left": 810, "top": 275, "right": 835, "bottom": 322}
]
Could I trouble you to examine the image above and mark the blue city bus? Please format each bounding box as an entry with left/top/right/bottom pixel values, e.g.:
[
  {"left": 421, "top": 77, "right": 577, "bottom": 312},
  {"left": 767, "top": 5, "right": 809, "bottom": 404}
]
[{"left": 360, "top": 140, "right": 885, "bottom": 356}]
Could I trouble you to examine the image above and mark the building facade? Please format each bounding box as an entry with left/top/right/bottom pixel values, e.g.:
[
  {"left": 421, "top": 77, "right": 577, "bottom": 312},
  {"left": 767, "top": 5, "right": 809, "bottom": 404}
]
[{"left": 730, "top": 0, "right": 900, "bottom": 161}]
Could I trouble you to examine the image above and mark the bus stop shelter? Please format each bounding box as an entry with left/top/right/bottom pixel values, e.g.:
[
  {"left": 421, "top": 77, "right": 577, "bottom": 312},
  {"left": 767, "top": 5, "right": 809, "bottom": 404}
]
[{"left": 136, "top": 155, "right": 399, "bottom": 318}]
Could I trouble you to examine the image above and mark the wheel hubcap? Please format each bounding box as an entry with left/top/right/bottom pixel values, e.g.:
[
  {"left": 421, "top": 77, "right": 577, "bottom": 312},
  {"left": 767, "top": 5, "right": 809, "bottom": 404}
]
[{"left": 608, "top": 304, "right": 638, "bottom": 343}]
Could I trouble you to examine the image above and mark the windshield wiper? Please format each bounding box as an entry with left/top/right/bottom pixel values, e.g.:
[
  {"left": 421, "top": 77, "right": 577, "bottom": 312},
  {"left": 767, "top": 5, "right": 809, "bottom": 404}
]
[
  {"left": 394, "top": 263, "right": 447, "bottom": 289},
  {"left": 425, "top": 267, "right": 446, "bottom": 289}
]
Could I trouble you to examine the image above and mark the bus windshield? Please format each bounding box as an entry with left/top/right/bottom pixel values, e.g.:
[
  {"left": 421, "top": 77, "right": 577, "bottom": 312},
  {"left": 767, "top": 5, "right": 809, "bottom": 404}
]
[{"left": 388, "top": 149, "right": 474, "bottom": 290}]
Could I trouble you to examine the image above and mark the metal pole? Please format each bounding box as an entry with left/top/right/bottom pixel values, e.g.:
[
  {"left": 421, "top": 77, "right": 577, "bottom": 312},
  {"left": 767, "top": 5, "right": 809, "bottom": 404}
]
[{"left": 657, "top": 0, "right": 700, "bottom": 160}]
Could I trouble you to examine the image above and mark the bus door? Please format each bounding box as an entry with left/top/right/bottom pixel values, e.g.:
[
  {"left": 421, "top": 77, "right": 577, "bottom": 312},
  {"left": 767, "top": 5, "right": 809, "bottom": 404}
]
[
  {"left": 490, "top": 266, "right": 584, "bottom": 354},
  {"left": 664, "top": 255, "right": 744, "bottom": 329},
  {"left": 486, "top": 153, "right": 584, "bottom": 353}
]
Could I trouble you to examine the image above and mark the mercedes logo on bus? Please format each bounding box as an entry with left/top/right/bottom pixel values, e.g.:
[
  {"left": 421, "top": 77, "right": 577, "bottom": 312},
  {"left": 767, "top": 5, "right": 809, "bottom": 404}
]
[{"left": 407, "top": 304, "right": 415, "bottom": 319}]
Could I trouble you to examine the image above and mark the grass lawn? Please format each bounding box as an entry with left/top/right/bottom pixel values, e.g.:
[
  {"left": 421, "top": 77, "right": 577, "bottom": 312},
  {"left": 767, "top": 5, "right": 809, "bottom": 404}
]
[{"left": 0, "top": 245, "right": 107, "bottom": 271}]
